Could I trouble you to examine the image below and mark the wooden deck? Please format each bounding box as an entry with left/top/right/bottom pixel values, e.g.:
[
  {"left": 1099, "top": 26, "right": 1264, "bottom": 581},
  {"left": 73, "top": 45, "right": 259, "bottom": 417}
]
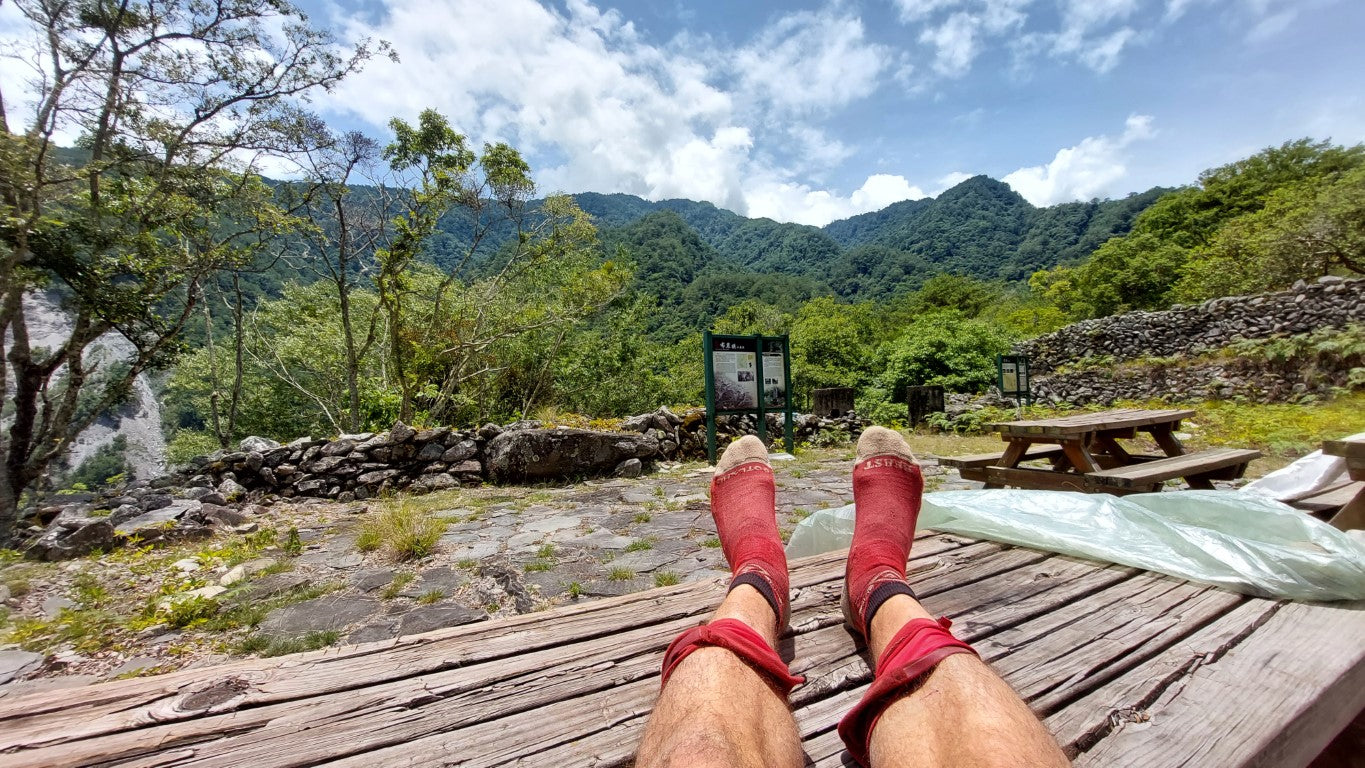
[{"left": 2, "top": 532, "right": 1363, "bottom": 767}]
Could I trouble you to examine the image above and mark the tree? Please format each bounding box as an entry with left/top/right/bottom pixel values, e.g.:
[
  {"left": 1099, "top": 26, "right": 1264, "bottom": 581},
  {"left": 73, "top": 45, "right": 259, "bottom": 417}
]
[
  {"left": 0, "top": 0, "right": 379, "bottom": 543},
  {"left": 879, "top": 312, "right": 1011, "bottom": 394}
]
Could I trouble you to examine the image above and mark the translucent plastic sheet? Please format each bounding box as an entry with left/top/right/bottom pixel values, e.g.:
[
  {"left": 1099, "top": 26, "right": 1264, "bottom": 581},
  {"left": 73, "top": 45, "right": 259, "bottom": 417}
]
[
  {"left": 785, "top": 490, "right": 1365, "bottom": 601},
  {"left": 1243, "top": 431, "right": 1365, "bottom": 501}
]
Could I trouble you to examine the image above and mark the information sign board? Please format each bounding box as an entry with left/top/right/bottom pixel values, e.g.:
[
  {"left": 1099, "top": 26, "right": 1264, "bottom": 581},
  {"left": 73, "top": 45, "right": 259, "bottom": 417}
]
[
  {"left": 997, "top": 354, "right": 1032, "bottom": 404},
  {"left": 703, "top": 332, "right": 794, "bottom": 463}
]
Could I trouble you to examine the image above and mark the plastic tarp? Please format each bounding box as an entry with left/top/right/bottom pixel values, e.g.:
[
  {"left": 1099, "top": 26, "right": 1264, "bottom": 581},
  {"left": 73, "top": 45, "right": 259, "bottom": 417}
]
[
  {"left": 785, "top": 489, "right": 1365, "bottom": 601},
  {"left": 1243, "top": 431, "right": 1365, "bottom": 501}
]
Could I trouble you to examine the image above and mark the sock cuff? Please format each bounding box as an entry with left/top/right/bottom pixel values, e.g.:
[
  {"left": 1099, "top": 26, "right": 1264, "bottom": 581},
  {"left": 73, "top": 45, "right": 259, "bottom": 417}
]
[
  {"left": 660, "top": 618, "right": 805, "bottom": 695},
  {"left": 862, "top": 580, "right": 916, "bottom": 636},
  {"left": 730, "top": 571, "right": 785, "bottom": 626}
]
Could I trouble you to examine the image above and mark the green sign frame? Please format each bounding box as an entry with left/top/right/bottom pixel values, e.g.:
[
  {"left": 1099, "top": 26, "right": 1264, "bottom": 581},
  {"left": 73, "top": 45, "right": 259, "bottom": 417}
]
[
  {"left": 703, "top": 331, "right": 795, "bottom": 463},
  {"left": 996, "top": 354, "right": 1033, "bottom": 405}
]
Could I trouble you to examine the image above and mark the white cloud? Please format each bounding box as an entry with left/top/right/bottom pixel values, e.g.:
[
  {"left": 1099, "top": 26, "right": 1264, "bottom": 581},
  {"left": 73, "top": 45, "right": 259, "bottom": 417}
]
[
  {"left": 893, "top": 0, "right": 967, "bottom": 23},
  {"left": 1003, "top": 115, "right": 1155, "bottom": 205},
  {"left": 745, "top": 173, "right": 928, "bottom": 226},
  {"left": 920, "top": 12, "right": 981, "bottom": 76},
  {"left": 934, "top": 171, "right": 975, "bottom": 192},
  {"left": 734, "top": 9, "right": 891, "bottom": 115}
]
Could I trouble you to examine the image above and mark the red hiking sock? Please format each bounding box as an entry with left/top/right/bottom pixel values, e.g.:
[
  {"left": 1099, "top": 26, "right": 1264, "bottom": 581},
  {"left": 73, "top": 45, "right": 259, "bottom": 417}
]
[
  {"left": 837, "top": 617, "right": 978, "bottom": 767},
  {"left": 659, "top": 618, "right": 805, "bottom": 695},
  {"left": 845, "top": 456, "right": 923, "bottom": 636},
  {"left": 710, "top": 460, "right": 790, "bottom": 625}
]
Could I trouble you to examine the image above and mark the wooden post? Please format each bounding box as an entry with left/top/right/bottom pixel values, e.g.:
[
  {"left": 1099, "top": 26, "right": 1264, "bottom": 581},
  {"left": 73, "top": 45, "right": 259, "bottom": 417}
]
[
  {"left": 811, "top": 387, "right": 855, "bottom": 417},
  {"left": 906, "top": 385, "right": 945, "bottom": 425}
]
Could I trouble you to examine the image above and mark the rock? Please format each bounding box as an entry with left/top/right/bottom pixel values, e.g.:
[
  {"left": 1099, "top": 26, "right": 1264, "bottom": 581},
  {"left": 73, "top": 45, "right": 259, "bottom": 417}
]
[
  {"left": 478, "top": 423, "right": 502, "bottom": 440},
  {"left": 240, "top": 572, "right": 312, "bottom": 600},
  {"left": 613, "top": 458, "right": 643, "bottom": 478},
  {"left": 398, "top": 604, "right": 487, "bottom": 636},
  {"left": 320, "top": 439, "right": 357, "bottom": 457},
  {"left": 0, "top": 650, "right": 44, "bottom": 684},
  {"left": 114, "top": 500, "right": 201, "bottom": 536},
  {"left": 239, "top": 436, "right": 280, "bottom": 452},
  {"left": 108, "top": 504, "right": 143, "bottom": 527},
  {"left": 328, "top": 553, "right": 364, "bottom": 569},
  {"left": 411, "top": 473, "right": 459, "bottom": 494},
  {"left": 220, "top": 565, "right": 249, "bottom": 586},
  {"left": 348, "top": 623, "right": 398, "bottom": 644},
  {"left": 415, "top": 566, "right": 467, "bottom": 594},
  {"left": 357, "top": 469, "right": 402, "bottom": 485},
  {"left": 258, "top": 596, "right": 380, "bottom": 638},
  {"left": 485, "top": 428, "right": 659, "bottom": 483},
  {"left": 179, "top": 486, "right": 214, "bottom": 501},
  {"left": 42, "top": 596, "right": 76, "bottom": 617},
  {"left": 0, "top": 584, "right": 9, "bottom": 602},
  {"left": 294, "top": 478, "right": 327, "bottom": 495},
  {"left": 105, "top": 656, "right": 160, "bottom": 680},
  {"left": 139, "top": 493, "right": 173, "bottom": 511},
  {"left": 172, "top": 558, "right": 201, "bottom": 572},
  {"left": 450, "top": 460, "right": 482, "bottom": 476},
  {"left": 619, "top": 413, "right": 653, "bottom": 433},
  {"left": 199, "top": 504, "right": 249, "bottom": 528},
  {"left": 30, "top": 512, "right": 114, "bottom": 561},
  {"left": 390, "top": 421, "right": 417, "bottom": 444},
  {"left": 416, "top": 441, "right": 446, "bottom": 462},
  {"left": 350, "top": 569, "right": 396, "bottom": 592},
  {"left": 159, "top": 585, "right": 226, "bottom": 608},
  {"left": 216, "top": 478, "right": 248, "bottom": 502},
  {"left": 414, "top": 427, "right": 451, "bottom": 444}
]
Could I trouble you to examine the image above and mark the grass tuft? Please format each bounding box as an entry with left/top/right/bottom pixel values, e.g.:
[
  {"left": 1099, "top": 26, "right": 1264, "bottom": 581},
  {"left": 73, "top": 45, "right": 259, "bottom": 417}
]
[{"left": 357, "top": 501, "right": 445, "bottom": 561}]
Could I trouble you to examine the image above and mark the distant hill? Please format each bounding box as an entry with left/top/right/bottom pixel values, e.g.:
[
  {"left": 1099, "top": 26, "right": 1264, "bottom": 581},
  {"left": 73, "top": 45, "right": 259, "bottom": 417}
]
[{"left": 570, "top": 177, "right": 1168, "bottom": 301}]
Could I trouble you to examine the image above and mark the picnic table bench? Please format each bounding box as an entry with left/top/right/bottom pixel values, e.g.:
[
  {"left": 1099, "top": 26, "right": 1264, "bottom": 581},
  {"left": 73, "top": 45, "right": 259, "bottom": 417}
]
[
  {"left": 1315, "top": 439, "right": 1365, "bottom": 530},
  {"left": 941, "top": 408, "right": 1261, "bottom": 494},
  {"left": 2, "top": 533, "right": 1361, "bottom": 767}
]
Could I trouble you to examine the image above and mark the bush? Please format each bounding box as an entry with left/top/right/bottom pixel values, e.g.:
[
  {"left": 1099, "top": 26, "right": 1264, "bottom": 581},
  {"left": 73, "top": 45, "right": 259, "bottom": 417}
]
[{"left": 880, "top": 312, "right": 1012, "bottom": 395}]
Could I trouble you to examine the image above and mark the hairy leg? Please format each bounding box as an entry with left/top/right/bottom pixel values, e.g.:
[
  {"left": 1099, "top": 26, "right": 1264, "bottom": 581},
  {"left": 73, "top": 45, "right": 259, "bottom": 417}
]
[
  {"left": 841, "top": 427, "right": 1069, "bottom": 768},
  {"left": 636, "top": 436, "right": 804, "bottom": 768},
  {"left": 866, "top": 595, "right": 1070, "bottom": 768},
  {"left": 636, "top": 585, "right": 803, "bottom": 768}
]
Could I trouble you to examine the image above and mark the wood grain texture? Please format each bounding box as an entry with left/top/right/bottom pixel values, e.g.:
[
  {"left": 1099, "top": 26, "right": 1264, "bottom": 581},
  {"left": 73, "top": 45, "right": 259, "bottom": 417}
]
[{"left": 1, "top": 531, "right": 1360, "bottom": 768}]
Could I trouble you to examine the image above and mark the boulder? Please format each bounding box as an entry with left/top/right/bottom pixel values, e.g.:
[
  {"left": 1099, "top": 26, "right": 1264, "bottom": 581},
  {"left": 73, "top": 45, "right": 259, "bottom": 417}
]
[
  {"left": 389, "top": 421, "right": 417, "bottom": 444},
  {"left": 30, "top": 511, "right": 114, "bottom": 561},
  {"left": 484, "top": 428, "right": 659, "bottom": 483},
  {"left": 238, "top": 436, "right": 280, "bottom": 453},
  {"left": 416, "top": 441, "right": 446, "bottom": 462},
  {"left": 441, "top": 440, "right": 479, "bottom": 463},
  {"left": 0, "top": 650, "right": 43, "bottom": 684},
  {"left": 216, "top": 478, "right": 248, "bottom": 502}
]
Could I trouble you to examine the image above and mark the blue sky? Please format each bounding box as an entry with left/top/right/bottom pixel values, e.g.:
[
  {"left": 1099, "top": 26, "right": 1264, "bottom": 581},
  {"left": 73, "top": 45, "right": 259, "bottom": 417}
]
[{"left": 9, "top": 0, "right": 1365, "bottom": 225}]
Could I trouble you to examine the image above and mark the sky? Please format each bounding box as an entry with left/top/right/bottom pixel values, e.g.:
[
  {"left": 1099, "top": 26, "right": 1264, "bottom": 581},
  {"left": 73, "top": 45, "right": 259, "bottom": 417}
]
[{"left": 7, "top": 0, "right": 1365, "bottom": 226}]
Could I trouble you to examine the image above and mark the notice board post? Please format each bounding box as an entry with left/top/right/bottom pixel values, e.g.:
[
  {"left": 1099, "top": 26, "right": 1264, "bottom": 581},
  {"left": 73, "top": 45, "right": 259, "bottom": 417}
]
[{"left": 703, "top": 331, "right": 794, "bottom": 464}]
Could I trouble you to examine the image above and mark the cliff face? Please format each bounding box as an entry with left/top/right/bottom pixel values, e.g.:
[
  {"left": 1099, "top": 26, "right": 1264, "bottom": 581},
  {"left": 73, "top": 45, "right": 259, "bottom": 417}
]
[{"left": 16, "top": 292, "right": 167, "bottom": 481}]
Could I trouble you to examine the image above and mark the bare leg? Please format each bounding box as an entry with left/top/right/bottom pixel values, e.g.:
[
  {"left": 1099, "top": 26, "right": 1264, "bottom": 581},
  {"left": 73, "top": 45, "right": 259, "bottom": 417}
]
[
  {"left": 637, "top": 435, "right": 803, "bottom": 768},
  {"left": 866, "top": 595, "right": 1070, "bottom": 767},
  {"left": 636, "top": 585, "right": 803, "bottom": 768}
]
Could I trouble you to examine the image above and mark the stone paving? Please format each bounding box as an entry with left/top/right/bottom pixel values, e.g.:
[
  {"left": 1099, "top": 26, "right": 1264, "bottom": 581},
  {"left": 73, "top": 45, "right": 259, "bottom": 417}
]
[{"left": 0, "top": 450, "right": 977, "bottom": 691}]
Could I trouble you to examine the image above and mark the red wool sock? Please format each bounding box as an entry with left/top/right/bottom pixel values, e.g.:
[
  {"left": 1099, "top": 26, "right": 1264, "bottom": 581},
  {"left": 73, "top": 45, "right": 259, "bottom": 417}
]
[
  {"left": 659, "top": 618, "right": 805, "bottom": 695},
  {"left": 711, "top": 459, "right": 790, "bottom": 626},
  {"left": 845, "top": 455, "right": 924, "bottom": 636},
  {"left": 837, "top": 617, "right": 979, "bottom": 767}
]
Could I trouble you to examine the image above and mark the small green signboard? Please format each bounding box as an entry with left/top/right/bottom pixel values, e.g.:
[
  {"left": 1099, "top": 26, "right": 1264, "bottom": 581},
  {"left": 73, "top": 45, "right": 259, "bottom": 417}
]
[
  {"left": 996, "top": 354, "right": 1033, "bottom": 405},
  {"left": 703, "top": 331, "right": 794, "bottom": 463}
]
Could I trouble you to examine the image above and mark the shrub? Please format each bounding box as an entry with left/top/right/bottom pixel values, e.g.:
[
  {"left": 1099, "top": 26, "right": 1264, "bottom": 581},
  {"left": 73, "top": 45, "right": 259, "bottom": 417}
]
[{"left": 357, "top": 502, "right": 445, "bottom": 561}]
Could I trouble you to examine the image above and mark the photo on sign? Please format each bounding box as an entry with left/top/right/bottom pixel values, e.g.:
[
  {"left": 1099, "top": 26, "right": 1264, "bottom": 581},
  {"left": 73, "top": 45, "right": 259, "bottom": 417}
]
[
  {"left": 763, "top": 356, "right": 786, "bottom": 407},
  {"left": 712, "top": 344, "right": 758, "bottom": 410}
]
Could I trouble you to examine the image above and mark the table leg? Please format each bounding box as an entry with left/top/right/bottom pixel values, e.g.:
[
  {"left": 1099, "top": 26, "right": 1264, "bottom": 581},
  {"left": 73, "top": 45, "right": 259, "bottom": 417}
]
[
  {"left": 1094, "top": 433, "right": 1132, "bottom": 463},
  {"left": 1150, "top": 424, "right": 1186, "bottom": 456},
  {"left": 1328, "top": 491, "right": 1365, "bottom": 531},
  {"left": 984, "top": 440, "right": 1031, "bottom": 489},
  {"left": 1060, "top": 440, "right": 1101, "bottom": 474}
]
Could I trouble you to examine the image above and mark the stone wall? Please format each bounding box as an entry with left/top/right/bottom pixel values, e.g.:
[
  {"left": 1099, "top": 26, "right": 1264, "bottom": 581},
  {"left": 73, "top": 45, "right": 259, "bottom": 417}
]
[
  {"left": 1015, "top": 276, "right": 1365, "bottom": 374},
  {"left": 1031, "top": 359, "right": 1349, "bottom": 407}
]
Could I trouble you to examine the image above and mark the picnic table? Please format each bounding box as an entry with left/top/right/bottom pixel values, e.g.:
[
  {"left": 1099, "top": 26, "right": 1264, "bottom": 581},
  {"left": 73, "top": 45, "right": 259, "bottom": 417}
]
[
  {"left": 941, "top": 408, "right": 1261, "bottom": 495},
  {"left": 1, "top": 536, "right": 1361, "bottom": 767},
  {"left": 1318, "top": 438, "right": 1365, "bottom": 530}
]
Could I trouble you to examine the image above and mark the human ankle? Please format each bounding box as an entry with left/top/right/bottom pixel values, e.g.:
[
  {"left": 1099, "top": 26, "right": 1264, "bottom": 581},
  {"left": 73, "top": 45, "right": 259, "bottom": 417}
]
[
  {"left": 868, "top": 594, "right": 935, "bottom": 661},
  {"left": 845, "top": 452, "right": 923, "bottom": 635},
  {"left": 711, "top": 439, "right": 789, "bottom": 624}
]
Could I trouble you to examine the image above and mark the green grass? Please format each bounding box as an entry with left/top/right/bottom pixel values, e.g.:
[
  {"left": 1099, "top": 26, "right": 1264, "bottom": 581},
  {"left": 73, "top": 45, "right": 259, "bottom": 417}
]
[
  {"left": 632, "top": 512, "right": 652, "bottom": 524},
  {"left": 523, "top": 560, "right": 553, "bottom": 573},
  {"left": 380, "top": 572, "right": 417, "bottom": 600},
  {"left": 417, "top": 589, "right": 445, "bottom": 604},
  {"left": 567, "top": 582, "right": 584, "bottom": 598},
  {"left": 456, "top": 558, "right": 478, "bottom": 570},
  {"left": 607, "top": 567, "right": 635, "bottom": 582},
  {"left": 701, "top": 537, "right": 721, "bottom": 548},
  {"left": 356, "top": 501, "right": 445, "bottom": 561},
  {"left": 624, "top": 537, "right": 655, "bottom": 552},
  {"left": 238, "top": 630, "right": 341, "bottom": 657},
  {"left": 536, "top": 543, "right": 557, "bottom": 559},
  {"left": 202, "top": 581, "right": 341, "bottom": 632},
  {"left": 653, "top": 571, "right": 681, "bottom": 587}
]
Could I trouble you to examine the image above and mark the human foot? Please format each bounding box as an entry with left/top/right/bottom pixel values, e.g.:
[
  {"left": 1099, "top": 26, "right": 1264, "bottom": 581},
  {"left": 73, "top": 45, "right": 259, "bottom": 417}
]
[
  {"left": 843, "top": 426, "right": 923, "bottom": 638},
  {"left": 710, "top": 435, "right": 790, "bottom": 626}
]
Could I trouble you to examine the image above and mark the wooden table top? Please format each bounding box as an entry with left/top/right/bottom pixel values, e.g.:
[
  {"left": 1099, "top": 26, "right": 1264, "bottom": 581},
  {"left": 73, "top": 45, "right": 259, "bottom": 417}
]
[
  {"left": 992, "top": 408, "right": 1197, "bottom": 438},
  {"left": 1323, "top": 438, "right": 1365, "bottom": 460},
  {"left": 2, "top": 533, "right": 1360, "bottom": 768}
]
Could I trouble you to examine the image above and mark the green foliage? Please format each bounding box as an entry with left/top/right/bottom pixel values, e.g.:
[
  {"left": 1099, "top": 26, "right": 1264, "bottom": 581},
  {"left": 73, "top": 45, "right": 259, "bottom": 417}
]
[
  {"left": 239, "top": 630, "right": 342, "bottom": 657},
  {"left": 654, "top": 571, "right": 681, "bottom": 587},
  {"left": 607, "top": 567, "right": 636, "bottom": 582},
  {"left": 63, "top": 436, "right": 129, "bottom": 490},
  {"left": 416, "top": 589, "right": 445, "bottom": 604},
  {"left": 161, "top": 596, "right": 221, "bottom": 629},
  {"left": 879, "top": 312, "right": 1012, "bottom": 394},
  {"left": 381, "top": 572, "right": 417, "bottom": 599},
  {"left": 283, "top": 527, "right": 304, "bottom": 557},
  {"left": 624, "top": 538, "right": 655, "bottom": 552}
]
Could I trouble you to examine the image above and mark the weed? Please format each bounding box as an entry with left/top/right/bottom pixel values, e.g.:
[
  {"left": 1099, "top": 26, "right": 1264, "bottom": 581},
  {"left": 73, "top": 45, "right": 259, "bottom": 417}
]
[
  {"left": 653, "top": 571, "right": 681, "bottom": 587},
  {"left": 608, "top": 567, "right": 635, "bottom": 582},
  {"left": 161, "top": 596, "right": 220, "bottom": 629},
  {"left": 417, "top": 589, "right": 445, "bottom": 604},
  {"left": 790, "top": 508, "right": 812, "bottom": 521},
  {"left": 380, "top": 572, "right": 417, "bottom": 600},
  {"left": 652, "top": 486, "right": 665, "bottom": 499},
  {"left": 0, "top": 549, "right": 23, "bottom": 567},
  {"left": 567, "top": 582, "right": 584, "bottom": 598},
  {"left": 523, "top": 560, "right": 553, "bottom": 573},
  {"left": 701, "top": 537, "right": 721, "bottom": 548},
  {"left": 72, "top": 573, "right": 110, "bottom": 608},
  {"left": 283, "top": 527, "right": 304, "bottom": 556},
  {"left": 624, "top": 537, "right": 655, "bottom": 552},
  {"left": 456, "top": 558, "right": 478, "bottom": 570},
  {"left": 238, "top": 630, "right": 341, "bottom": 658},
  {"left": 536, "top": 543, "right": 557, "bottom": 559},
  {"left": 632, "top": 512, "right": 652, "bottom": 524},
  {"left": 356, "top": 501, "right": 445, "bottom": 561}
]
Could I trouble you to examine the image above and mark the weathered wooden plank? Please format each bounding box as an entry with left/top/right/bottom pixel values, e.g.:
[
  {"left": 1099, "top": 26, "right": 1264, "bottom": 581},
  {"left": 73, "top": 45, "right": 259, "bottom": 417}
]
[
  {"left": 993, "top": 409, "right": 1195, "bottom": 438},
  {"left": 985, "top": 464, "right": 1089, "bottom": 491},
  {"left": 1085, "top": 447, "right": 1260, "bottom": 489},
  {"left": 1322, "top": 438, "right": 1365, "bottom": 460},
  {"left": 937, "top": 444, "right": 1066, "bottom": 469},
  {"left": 1045, "top": 599, "right": 1280, "bottom": 754},
  {"left": 1073, "top": 600, "right": 1365, "bottom": 768}
]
